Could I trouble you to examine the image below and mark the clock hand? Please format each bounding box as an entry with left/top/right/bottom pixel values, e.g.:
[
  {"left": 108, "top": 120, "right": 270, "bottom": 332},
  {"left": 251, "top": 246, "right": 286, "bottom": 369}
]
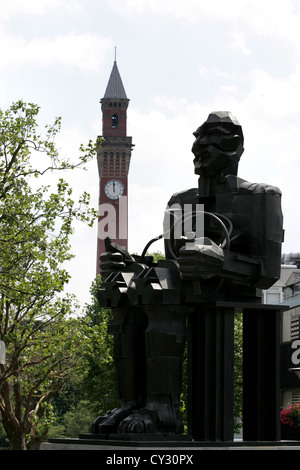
[{"left": 113, "top": 182, "right": 115, "bottom": 192}]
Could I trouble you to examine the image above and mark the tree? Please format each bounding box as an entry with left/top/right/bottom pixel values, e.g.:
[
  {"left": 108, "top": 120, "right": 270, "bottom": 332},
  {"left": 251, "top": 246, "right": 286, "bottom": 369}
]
[
  {"left": 0, "top": 100, "right": 97, "bottom": 449},
  {"left": 234, "top": 312, "right": 243, "bottom": 433},
  {"left": 80, "top": 276, "right": 117, "bottom": 415}
]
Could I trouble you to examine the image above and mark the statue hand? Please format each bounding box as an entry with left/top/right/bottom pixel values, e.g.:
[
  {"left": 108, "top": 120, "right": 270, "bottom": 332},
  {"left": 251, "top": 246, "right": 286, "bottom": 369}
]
[
  {"left": 99, "top": 251, "right": 126, "bottom": 280},
  {"left": 178, "top": 238, "right": 224, "bottom": 279}
]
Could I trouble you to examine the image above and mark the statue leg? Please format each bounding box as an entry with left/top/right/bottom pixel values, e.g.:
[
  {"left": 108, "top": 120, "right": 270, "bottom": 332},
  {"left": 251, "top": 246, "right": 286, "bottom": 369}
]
[
  {"left": 119, "top": 306, "right": 187, "bottom": 434},
  {"left": 92, "top": 307, "right": 146, "bottom": 434}
]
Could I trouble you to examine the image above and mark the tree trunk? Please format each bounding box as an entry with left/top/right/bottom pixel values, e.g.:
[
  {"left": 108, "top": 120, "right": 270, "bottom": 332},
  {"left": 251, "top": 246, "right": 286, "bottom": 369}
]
[
  {"left": 0, "top": 379, "right": 28, "bottom": 450},
  {"left": 28, "top": 437, "right": 42, "bottom": 450},
  {"left": 28, "top": 425, "right": 44, "bottom": 450},
  {"left": 10, "top": 432, "right": 27, "bottom": 451}
]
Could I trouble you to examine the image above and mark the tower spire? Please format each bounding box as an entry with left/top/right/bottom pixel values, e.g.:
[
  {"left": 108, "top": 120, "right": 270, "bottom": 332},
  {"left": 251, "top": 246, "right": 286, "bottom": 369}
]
[
  {"left": 114, "top": 46, "right": 117, "bottom": 63},
  {"left": 103, "top": 60, "right": 128, "bottom": 100}
]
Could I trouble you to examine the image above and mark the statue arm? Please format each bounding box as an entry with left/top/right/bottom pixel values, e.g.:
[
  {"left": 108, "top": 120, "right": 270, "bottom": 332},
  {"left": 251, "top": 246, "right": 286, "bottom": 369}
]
[
  {"left": 233, "top": 182, "right": 284, "bottom": 289},
  {"left": 177, "top": 183, "right": 284, "bottom": 290}
]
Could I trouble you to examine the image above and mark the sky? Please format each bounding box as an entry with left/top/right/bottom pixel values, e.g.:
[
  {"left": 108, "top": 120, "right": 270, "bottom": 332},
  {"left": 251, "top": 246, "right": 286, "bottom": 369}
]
[{"left": 1, "top": 0, "right": 300, "bottom": 308}]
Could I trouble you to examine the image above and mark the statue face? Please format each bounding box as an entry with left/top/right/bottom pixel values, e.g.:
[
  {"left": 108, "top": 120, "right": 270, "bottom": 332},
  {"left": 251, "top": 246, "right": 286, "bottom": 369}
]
[{"left": 192, "top": 114, "right": 244, "bottom": 176}]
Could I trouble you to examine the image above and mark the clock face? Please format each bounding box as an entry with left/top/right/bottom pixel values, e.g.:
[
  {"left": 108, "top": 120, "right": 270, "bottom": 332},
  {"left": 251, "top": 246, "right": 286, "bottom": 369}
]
[{"left": 104, "top": 179, "right": 125, "bottom": 200}]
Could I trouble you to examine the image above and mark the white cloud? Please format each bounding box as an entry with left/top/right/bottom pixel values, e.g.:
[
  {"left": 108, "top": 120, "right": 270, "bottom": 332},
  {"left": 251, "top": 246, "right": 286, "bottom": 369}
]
[
  {"left": 197, "top": 66, "right": 235, "bottom": 82},
  {"left": 246, "top": 69, "right": 300, "bottom": 120},
  {"left": 128, "top": 184, "right": 169, "bottom": 254},
  {"left": 110, "top": 0, "right": 300, "bottom": 50},
  {"left": 229, "top": 31, "right": 252, "bottom": 56},
  {"left": 0, "top": 0, "right": 82, "bottom": 20},
  {"left": 0, "top": 31, "right": 112, "bottom": 72}
]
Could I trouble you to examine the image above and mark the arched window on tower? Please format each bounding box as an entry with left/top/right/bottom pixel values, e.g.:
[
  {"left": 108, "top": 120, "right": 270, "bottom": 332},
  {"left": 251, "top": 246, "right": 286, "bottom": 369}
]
[{"left": 111, "top": 114, "right": 118, "bottom": 128}]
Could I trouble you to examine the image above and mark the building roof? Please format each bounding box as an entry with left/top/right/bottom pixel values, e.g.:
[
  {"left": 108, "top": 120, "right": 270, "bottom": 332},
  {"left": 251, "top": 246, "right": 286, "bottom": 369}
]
[
  {"left": 273, "top": 266, "right": 300, "bottom": 288},
  {"left": 103, "top": 61, "right": 128, "bottom": 100}
]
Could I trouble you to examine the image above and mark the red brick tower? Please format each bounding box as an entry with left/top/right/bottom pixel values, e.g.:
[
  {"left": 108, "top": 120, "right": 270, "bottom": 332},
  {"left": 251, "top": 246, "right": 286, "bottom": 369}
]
[{"left": 96, "top": 60, "right": 134, "bottom": 274}]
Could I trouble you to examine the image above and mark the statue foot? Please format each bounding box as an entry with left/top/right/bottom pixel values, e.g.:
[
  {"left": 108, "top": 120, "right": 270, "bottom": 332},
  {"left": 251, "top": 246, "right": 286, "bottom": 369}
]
[
  {"left": 118, "top": 409, "right": 156, "bottom": 434},
  {"left": 118, "top": 401, "right": 183, "bottom": 434},
  {"left": 91, "top": 401, "right": 137, "bottom": 434}
]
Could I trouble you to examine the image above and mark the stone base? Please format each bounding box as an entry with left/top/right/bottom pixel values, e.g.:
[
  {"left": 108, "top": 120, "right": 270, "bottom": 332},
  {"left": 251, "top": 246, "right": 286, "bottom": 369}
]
[
  {"left": 80, "top": 432, "right": 193, "bottom": 443},
  {"left": 40, "top": 434, "right": 300, "bottom": 451}
]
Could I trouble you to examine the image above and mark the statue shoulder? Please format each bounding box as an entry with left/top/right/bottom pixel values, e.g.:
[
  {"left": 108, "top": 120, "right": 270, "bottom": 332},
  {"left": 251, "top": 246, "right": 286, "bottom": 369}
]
[
  {"left": 166, "top": 188, "right": 199, "bottom": 207},
  {"left": 238, "top": 180, "right": 282, "bottom": 196}
]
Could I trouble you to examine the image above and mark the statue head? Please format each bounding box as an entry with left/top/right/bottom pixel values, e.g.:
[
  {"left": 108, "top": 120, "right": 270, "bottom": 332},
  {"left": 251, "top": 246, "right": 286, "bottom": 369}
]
[{"left": 192, "top": 111, "right": 244, "bottom": 176}]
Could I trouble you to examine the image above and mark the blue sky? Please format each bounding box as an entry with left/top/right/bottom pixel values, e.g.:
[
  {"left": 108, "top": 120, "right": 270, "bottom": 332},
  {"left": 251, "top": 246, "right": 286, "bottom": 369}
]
[{"left": 1, "top": 0, "right": 300, "bottom": 307}]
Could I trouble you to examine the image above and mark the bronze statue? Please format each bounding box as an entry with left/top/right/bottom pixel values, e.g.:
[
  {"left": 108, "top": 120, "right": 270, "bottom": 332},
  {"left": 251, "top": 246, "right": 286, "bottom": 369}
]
[{"left": 92, "top": 111, "right": 283, "bottom": 438}]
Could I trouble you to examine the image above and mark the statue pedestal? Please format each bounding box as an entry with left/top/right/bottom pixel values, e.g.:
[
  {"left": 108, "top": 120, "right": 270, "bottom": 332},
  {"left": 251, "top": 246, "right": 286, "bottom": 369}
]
[
  {"left": 40, "top": 301, "right": 287, "bottom": 450},
  {"left": 40, "top": 435, "right": 300, "bottom": 451},
  {"left": 187, "top": 301, "right": 286, "bottom": 442}
]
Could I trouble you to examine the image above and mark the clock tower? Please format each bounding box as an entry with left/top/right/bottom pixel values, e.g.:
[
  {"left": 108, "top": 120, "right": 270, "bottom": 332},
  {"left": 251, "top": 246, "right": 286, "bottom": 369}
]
[{"left": 96, "top": 60, "right": 134, "bottom": 274}]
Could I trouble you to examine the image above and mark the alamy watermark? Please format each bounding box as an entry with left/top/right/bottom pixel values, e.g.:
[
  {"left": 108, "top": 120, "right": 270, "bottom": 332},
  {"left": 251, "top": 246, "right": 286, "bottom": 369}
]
[
  {"left": 291, "top": 339, "right": 300, "bottom": 365},
  {"left": 98, "top": 196, "right": 129, "bottom": 240},
  {"left": 97, "top": 197, "right": 205, "bottom": 241}
]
